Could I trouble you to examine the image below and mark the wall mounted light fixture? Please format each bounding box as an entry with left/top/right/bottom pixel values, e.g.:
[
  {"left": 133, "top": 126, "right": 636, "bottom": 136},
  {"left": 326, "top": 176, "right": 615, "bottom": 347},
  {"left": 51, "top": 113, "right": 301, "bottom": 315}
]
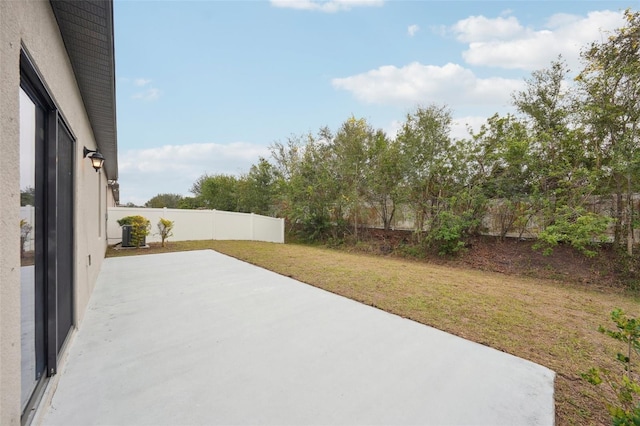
[{"left": 83, "top": 146, "right": 104, "bottom": 172}]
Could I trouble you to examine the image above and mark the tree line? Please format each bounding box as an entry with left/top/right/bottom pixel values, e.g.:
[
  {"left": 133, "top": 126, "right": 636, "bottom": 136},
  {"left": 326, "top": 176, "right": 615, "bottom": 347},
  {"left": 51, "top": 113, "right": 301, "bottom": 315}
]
[{"left": 143, "top": 10, "right": 640, "bottom": 257}]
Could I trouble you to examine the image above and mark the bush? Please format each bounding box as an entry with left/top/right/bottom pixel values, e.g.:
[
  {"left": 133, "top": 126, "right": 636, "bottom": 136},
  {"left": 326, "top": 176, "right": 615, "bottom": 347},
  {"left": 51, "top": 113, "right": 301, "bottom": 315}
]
[
  {"left": 582, "top": 309, "right": 640, "bottom": 425},
  {"left": 535, "top": 206, "right": 612, "bottom": 257},
  {"left": 427, "top": 210, "right": 477, "bottom": 256},
  {"left": 117, "top": 215, "right": 150, "bottom": 248},
  {"left": 157, "top": 218, "right": 174, "bottom": 247},
  {"left": 20, "top": 219, "right": 32, "bottom": 256}
]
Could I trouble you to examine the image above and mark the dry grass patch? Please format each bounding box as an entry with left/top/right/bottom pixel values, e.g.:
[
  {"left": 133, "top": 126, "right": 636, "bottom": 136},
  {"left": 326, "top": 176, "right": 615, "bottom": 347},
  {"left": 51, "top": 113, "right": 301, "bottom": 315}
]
[{"left": 107, "top": 240, "right": 640, "bottom": 426}]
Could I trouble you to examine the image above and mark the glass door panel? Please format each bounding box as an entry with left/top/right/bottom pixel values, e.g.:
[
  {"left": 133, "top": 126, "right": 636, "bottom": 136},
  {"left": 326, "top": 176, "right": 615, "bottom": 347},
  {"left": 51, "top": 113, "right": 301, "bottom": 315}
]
[{"left": 19, "top": 87, "right": 45, "bottom": 412}]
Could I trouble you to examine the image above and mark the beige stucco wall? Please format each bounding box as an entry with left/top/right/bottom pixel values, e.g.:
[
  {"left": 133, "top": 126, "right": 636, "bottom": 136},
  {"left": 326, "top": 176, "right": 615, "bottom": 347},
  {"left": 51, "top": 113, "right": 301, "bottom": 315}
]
[
  {"left": 0, "top": 1, "right": 111, "bottom": 423},
  {"left": 0, "top": 2, "right": 22, "bottom": 424}
]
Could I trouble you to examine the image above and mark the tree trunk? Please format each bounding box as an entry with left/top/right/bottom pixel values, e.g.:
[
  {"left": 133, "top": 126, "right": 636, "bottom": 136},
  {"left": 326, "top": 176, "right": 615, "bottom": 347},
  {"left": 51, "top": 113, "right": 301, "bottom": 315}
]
[
  {"left": 627, "top": 174, "right": 634, "bottom": 256},
  {"left": 615, "top": 191, "right": 623, "bottom": 247}
]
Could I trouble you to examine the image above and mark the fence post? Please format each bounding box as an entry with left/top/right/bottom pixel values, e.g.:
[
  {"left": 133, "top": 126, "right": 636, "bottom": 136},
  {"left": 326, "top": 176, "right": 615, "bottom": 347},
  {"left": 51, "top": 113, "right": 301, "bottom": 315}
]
[
  {"left": 281, "top": 218, "right": 285, "bottom": 243},
  {"left": 212, "top": 209, "right": 217, "bottom": 240},
  {"left": 250, "top": 213, "right": 255, "bottom": 241}
]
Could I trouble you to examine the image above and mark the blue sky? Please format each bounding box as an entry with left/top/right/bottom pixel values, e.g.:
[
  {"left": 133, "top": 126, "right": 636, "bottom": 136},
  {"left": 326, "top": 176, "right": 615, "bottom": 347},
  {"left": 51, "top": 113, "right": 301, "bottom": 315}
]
[{"left": 114, "top": 0, "right": 634, "bottom": 205}]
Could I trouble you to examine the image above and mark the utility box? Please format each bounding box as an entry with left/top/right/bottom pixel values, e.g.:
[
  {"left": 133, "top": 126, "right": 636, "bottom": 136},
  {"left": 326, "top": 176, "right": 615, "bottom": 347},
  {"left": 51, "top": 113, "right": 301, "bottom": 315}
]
[
  {"left": 121, "top": 225, "right": 146, "bottom": 247},
  {"left": 121, "top": 225, "right": 134, "bottom": 247}
]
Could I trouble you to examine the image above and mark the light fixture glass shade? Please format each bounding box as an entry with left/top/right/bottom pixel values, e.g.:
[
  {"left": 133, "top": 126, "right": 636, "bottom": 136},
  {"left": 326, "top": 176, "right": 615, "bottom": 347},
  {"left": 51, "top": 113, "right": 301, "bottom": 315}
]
[{"left": 89, "top": 152, "right": 104, "bottom": 172}]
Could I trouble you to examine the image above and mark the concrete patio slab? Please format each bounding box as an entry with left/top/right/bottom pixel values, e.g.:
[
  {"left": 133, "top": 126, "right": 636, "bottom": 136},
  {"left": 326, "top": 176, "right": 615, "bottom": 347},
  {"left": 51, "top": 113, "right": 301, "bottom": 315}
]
[{"left": 40, "top": 250, "right": 555, "bottom": 426}]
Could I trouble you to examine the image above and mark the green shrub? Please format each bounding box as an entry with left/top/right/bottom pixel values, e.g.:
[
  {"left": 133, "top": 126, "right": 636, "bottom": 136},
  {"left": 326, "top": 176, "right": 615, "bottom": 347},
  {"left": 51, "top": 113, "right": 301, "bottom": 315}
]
[
  {"left": 582, "top": 309, "right": 640, "bottom": 425},
  {"left": 157, "top": 218, "right": 174, "bottom": 248},
  {"left": 427, "top": 210, "right": 477, "bottom": 256},
  {"left": 535, "top": 206, "right": 611, "bottom": 257},
  {"left": 117, "top": 215, "right": 150, "bottom": 247},
  {"left": 20, "top": 219, "right": 32, "bottom": 256}
]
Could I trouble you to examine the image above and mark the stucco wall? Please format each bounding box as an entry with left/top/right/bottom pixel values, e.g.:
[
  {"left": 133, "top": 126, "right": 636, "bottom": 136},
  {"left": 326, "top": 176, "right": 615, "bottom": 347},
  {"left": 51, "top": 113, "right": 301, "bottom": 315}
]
[
  {"left": 0, "top": 2, "right": 22, "bottom": 423},
  {"left": 0, "top": 1, "right": 111, "bottom": 423}
]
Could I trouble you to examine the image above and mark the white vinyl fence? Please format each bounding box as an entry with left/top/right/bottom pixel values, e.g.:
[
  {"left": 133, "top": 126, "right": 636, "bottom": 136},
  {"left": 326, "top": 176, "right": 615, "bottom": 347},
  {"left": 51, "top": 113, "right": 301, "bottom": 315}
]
[{"left": 107, "top": 207, "right": 284, "bottom": 245}]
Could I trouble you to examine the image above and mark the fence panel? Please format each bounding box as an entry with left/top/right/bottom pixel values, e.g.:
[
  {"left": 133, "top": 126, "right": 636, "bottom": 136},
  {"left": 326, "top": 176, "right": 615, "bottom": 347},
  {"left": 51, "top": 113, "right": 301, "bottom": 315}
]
[
  {"left": 212, "top": 211, "right": 252, "bottom": 241},
  {"left": 252, "top": 214, "right": 285, "bottom": 243},
  {"left": 107, "top": 207, "right": 284, "bottom": 245}
]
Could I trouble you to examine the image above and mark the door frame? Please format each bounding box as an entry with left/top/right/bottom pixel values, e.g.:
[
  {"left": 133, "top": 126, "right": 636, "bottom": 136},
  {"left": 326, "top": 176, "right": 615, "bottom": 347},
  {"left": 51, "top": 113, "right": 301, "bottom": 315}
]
[{"left": 19, "top": 46, "right": 76, "bottom": 423}]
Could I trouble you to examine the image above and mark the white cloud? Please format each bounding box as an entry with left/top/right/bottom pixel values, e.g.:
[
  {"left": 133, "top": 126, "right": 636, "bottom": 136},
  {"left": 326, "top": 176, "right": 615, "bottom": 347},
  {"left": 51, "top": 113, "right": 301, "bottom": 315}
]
[
  {"left": 132, "top": 87, "right": 161, "bottom": 101},
  {"left": 270, "top": 0, "right": 383, "bottom": 13},
  {"left": 452, "top": 15, "right": 524, "bottom": 43},
  {"left": 117, "top": 142, "right": 270, "bottom": 205},
  {"left": 332, "top": 62, "right": 522, "bottom": 109},
  {"left": 451, "top": 115, "right": 488, "bottom": 140},
  {"left": 134, "top": 78, "right": 152, "bottom": 86},
  {"left": 407, "top": 24, "right": 419, "bottom": 37},
  {"left": 384, "top": 119, "right": 403, "bottom": 139},
  {"left": 451, "top": 10, "right": 625, "bottom": 70}
]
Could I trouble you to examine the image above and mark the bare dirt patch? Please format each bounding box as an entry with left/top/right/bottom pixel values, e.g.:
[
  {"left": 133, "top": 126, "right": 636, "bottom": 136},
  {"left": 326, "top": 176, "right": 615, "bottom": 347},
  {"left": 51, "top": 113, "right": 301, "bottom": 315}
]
[{"left": 354, "top": 229, "right": 629, "bottom": 290}]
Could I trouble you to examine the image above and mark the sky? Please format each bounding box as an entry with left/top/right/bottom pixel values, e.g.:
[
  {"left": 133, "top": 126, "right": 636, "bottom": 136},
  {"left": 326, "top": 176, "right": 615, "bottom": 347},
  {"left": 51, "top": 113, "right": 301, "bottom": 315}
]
[{"left": 114, "top": 0, "right": 634, "bottom": 205}]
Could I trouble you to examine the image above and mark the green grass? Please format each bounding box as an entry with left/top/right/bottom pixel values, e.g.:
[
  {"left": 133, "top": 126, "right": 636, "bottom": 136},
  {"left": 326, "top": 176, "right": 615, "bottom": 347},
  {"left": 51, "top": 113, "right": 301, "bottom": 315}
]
[{"left": 107, "top": 240, "right": 640, "bottom": 426}]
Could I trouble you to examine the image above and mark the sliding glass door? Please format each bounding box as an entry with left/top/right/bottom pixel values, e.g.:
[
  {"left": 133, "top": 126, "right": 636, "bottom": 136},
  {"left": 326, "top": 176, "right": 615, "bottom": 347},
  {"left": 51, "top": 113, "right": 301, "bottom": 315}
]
[
  {"left": 20, "top": 51, "right": 76, "bottom": 421},
  {"left": 19, "top": 87, "right": 46, "bottom": 413}
]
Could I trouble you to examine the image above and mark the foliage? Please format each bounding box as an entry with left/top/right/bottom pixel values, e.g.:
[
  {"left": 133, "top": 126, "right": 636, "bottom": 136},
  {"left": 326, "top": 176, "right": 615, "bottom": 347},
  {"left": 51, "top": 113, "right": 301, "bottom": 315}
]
[
  {"left": 426, "top": 197, "right": 482, "bottom": 256},
  {"left": 191, "top": 174, "right": 239, "bottom": 211},
  {"left": 117, "top": 215, "right": 150, "bottom": 247},
  {"left": 576, "top": 10, "right": 640, "bottom": 255},
  {"left": 535, "top": 206, "right": 613, "bottom": 257},
  {"left": 177, "top": 196, "right": 204, "bottom": 209},
  {"left": 237, "top": 157, "right": 277, "bottom": 215},
  {"left": 145, "top": 193, "right": 183, "bottom": 208},
  {"left": 176, "top": 11, "right": 640, "bottom": 261},
  {"left": 20, "top": 219, "right": 32, "bottom": 255},
  {"left": 396, "top": 104, "right": 456, "bottom": 235},
  {"left": 157, "top": 218, "right": 174, "bottom": 248},
  {"left": 364, "top": 130, "right": 404, "bottom": 230},
  {"left": 583, "top": 309, "right": 640, "bottom": 425},
  {"left": 20, "top": 186, "right": 35, "bottom": 206}
]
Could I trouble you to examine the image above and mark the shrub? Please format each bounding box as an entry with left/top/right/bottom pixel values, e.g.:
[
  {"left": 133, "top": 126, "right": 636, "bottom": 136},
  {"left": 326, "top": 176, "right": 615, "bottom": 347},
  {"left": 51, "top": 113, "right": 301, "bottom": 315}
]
[
  {"left": 157, "top": 218, "right": 174, "bottom": 248},
  {"left": 535, "top": 206, "right": 612, "bottom": 257},
  {"left": 426, "top": 210, "right": 477, "bottom": 256},
  {"left": 117, "top": 215, "right": 150, "bottom": 248},
  {"left": 20, "top": 219, "right": 32, "bottom": 256},
  {"left": 582, "top": 309, "right": 640, "bottom": 425}
]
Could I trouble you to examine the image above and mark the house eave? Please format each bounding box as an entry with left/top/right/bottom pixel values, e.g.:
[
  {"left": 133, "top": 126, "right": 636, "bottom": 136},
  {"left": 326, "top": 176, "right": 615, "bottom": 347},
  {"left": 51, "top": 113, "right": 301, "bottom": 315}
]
[{"left": 50, "top": 0, "right": 118, "bottom": 184}]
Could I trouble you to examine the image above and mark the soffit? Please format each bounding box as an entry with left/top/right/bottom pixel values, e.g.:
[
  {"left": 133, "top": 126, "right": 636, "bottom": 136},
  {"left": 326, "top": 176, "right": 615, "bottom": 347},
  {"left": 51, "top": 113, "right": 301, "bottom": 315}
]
[{"left": 50, "top": 0, "right": 118, "bottom": 181}]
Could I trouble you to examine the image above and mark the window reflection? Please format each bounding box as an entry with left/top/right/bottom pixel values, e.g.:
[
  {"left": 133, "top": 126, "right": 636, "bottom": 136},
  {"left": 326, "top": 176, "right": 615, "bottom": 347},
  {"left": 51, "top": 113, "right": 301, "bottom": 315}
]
[{"left": 19, "top": 88, "right": 37, "bottom": 411}]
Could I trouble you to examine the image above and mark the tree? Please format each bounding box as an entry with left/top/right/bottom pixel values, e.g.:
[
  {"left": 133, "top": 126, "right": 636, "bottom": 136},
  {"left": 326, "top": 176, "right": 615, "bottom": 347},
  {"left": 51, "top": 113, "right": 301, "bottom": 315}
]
[
  {"left": 364, "top": 130, "right": 404, "bottom": 231},
  {"left": 396, "top": 105, "right": 455, "bottom": 237},
  {"left": 333, "top": 116, "right": 374, "bottom": 239},
  {"left": 190, "top": 174, "right": 239, "bottom": 211},
  {"left": 144, "top": 193, "right": 184, "bottom": 208},
  {"left": 576, "top": 10, "right": 640, "bottom": 255},
  {"left": 177, "top": 196, "right": 205, "bottom": 209},
  {"left": 270, "top": 131, "right": 343, "bottom": 241},
  {"left": 157, "top": 218, "right": 174, "bottom": 247},
  {"left": 513, "top": 58, "right": 598, "bottom": 231},
  {"left": 237, "top": 157, "right": 277, "bottom": 215},
  {"left": 469, "top": 114, "right": 537, "bottom": 239}
]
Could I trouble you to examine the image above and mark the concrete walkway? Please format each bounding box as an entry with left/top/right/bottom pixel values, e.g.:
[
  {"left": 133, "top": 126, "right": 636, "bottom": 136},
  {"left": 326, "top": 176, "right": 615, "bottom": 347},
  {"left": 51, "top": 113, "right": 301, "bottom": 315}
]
[{"left": 41, "top": 250, "right": 555, "bottom": 426}]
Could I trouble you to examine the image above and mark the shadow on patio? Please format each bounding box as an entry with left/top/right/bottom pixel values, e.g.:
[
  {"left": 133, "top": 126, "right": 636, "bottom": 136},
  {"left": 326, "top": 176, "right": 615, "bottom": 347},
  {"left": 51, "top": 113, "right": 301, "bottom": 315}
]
[{"left": 40, "top": 250, "right": 554, "bottom": 425}]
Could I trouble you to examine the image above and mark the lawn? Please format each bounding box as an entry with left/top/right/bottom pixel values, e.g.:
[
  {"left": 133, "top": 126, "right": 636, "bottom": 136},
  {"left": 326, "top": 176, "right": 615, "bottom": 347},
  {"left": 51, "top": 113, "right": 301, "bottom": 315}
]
[{"left": 107, "top": 240, "right": 640, "bottom": 426}]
